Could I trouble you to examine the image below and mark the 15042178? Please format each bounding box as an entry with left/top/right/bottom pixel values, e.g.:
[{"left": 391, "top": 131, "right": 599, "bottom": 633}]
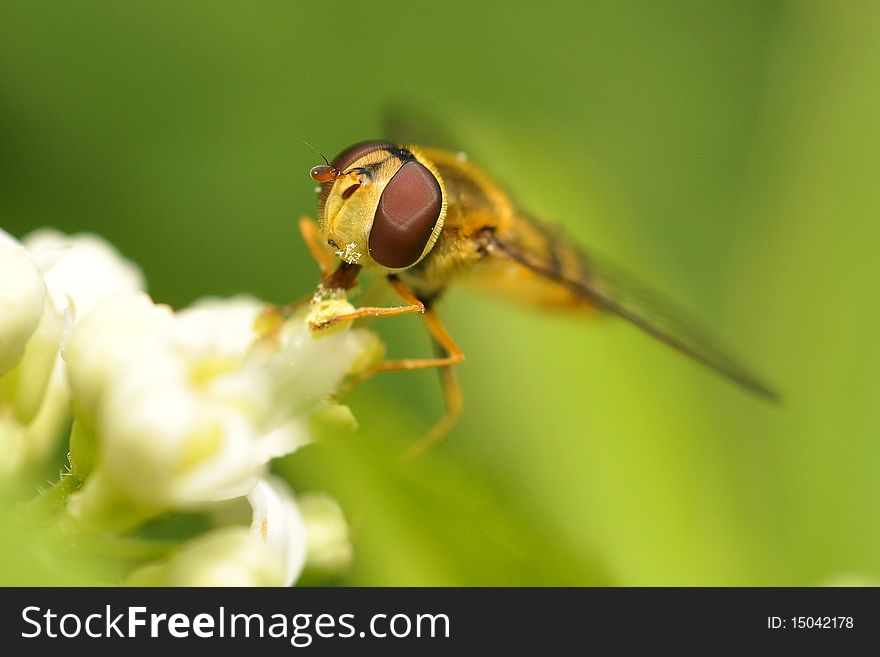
[{"left": 767, "top": 616, "right": 854, "bottom": 629}]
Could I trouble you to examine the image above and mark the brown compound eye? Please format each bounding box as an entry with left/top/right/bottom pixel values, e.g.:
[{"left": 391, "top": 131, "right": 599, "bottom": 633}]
[
  {"left": 333, "top": 140, "right": 393, "bottom": 172},
  {"left": 369, "top": 160, "right": 443, "bottom": 268}
]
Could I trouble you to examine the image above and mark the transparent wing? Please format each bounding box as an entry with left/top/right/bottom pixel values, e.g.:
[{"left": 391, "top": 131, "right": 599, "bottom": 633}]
[{"left": 488, "top": 227, "right": 779, "bottom": 401}]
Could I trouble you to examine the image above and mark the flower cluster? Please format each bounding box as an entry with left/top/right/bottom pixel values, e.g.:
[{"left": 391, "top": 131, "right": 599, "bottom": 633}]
[
  {"left": 0, "top": 228, "right": 145, "bottom": 476},
  {"left": 1, "top": 228, "right": 378, "bottom": 586}
]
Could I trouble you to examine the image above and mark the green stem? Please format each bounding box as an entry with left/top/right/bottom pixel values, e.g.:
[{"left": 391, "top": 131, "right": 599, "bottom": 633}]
[{"left": 21, "top": 471, "right": 174, "bottom": 565}]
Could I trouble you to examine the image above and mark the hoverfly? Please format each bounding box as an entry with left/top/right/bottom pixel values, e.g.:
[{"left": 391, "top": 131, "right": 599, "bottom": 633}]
[{"left": 295, "top": 135, "right": 777, "bottom": 458}]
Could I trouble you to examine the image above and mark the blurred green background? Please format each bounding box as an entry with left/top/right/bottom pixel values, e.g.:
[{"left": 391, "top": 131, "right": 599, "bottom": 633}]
[{"left": 2, "top": 0, "right": 878, "bottom": 585}]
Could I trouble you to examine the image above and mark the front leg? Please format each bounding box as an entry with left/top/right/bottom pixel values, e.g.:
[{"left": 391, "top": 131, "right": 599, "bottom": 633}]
[
  {"left": 308, "top": 277, "right": 425, "bottom": 331},
  {"left": 299, "top": 215, "right": 337, "bottom": 276},
  {"left": 311, "top": 274, "right": 466, "bottom": 458},
  {"left": 332, "top": 304, "right": 466, "bottom": 460}
]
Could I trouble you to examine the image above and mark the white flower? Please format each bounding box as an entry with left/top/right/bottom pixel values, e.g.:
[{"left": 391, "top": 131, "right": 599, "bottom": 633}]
[
  {"left": 125, "top": 477, "right": 343, "bottom": 586},
  {"left": 7, "top": 225, "right": 377, "bottom": 586},
  {"left": 248, "top": 475, "right": 308, "bottom": 587},
  {"left": 0, "top": 233, "right": 46, "bottom": 376},
  {"left": 64, "top": 293, "right": 175, "bottom": 430},
  {"left": 67, "top": 292, "right": 377, "bottom": 515},
  {"left": 22, "top": 228, "right": 145, "bottom": 324},
  {"left": 0, "top": 229, "right": 145, "bottom": 475},
  {"left": 126, "top": 527, "right": 286, "bottom": 586},
  {"left": 4, "top": 228, "right": 145, "bottom": 420},
  {"left": 0, "top": 238, "right": 64, "bottom": 475},
  {"left": 67, "top": 295, "right": 267, "bottom": 509},
  {"left": 0, "top": 229, "right": 64, "bottom": 425}
]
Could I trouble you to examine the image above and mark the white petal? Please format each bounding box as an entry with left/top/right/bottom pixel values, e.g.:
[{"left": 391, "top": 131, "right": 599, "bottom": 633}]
[
  {"left": 248, "top": 476, "right": 308, "bottom": 587},
  {"left": 0, "top": 293, "right": 65, "bottom": 425},
  {"left": 63, "top": 292, "right": 175, "bottom": 425},
  {"left": 258, "top": 419, "right": 312, "bottom": 462},
  {"left": 0, "top": 242, "right": 47, "bottom": 375},
  {"left": 173, "top": 296, "right": 264, "bottom": 362},
  {"left": 22, "top": 229, "right": 145, "bottom": 323},
  {"left": 0, "top": 228, "right": 21, "bottom": 250},
  {"left": 99, "top": 351, "right": 266, "bottom": 506},
  {"left": 265, "top": 323, "right": 377, "bottom": 423}
]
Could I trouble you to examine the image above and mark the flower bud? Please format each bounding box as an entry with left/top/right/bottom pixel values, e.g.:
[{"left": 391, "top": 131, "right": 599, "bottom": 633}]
[
  {"left": 127, "top": 527, "right": 286, "bottom": 586},
  {"left": 299, "top": 492, "right": 353, "bottom": 574},
  {"left": 0, "top": 239, "right": 46, "bottom": 376}
]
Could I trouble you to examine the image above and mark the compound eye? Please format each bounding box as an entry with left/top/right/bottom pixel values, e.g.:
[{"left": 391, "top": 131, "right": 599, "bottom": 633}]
[
  {"left": 333, "top": 140, "right": 393, "bottom": 171},
  {"left": 369, "top": 160, "right": 443, "bottom": 268}
]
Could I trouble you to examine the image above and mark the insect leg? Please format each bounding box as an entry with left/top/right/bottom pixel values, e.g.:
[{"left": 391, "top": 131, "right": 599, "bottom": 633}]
[
  {"left": 310, "top": 276, "right": 426, "bottom": 329},
  {"left": 299, "top": 216, "right": 337, "bottom": 275},
  {"left": 332, "top": 299, "right": 465, "bottom": 459},
  {"left": 337, "top": 304, "right": 465, "bottom": 393},
  {"left": 400, "top": 336, "right": 464, "bottom": 461}
]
